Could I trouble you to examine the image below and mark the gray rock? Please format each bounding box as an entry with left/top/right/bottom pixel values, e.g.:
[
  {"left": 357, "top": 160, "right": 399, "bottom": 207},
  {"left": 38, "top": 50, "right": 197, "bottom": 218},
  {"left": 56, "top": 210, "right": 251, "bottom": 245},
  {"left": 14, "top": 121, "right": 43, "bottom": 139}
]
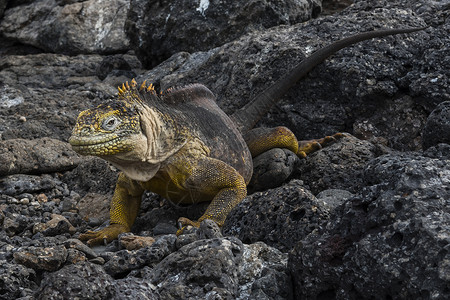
[
  {"left": 103, "top": 234, "right": 177, "bottom": 276},
  {"left": 423, "top": 143, "right": 450, "bottom": 160},
  {"left": 422, "top": 101, "right": 450, "bottom": 150},
  {"left": 0, "top": 174, "right": 57, "bottom": 196},
  {"left": 296, "top": 135, "right": 382, "bottom": 194},
  {"left": 64, "top": 238, "right": 98, "bottom": 259},
  {"left": 0, "top": 0, "right": 130, "bottom": 54},
  {"left": 289, "top": 152, "right": 450, "bottom": 299},
  {"left": 0, "top": 138, "right": 81, "bottom": 176},
  {"left": 223, "top": 180, "right": 329, "bottom": 252},
  {"left": 316, "top": 189, "right": 354, "bottom": 211},
  {"left": 0, "top": 261, "right": 37, "bottom": 299},
  {"left": 249, "top": 148, "right": 298, "bottom": 193},
  {"left": 36, "top": 262, "right": 116, "bottom": 299},
  {"left": 113, "top": 277, "right": 158, "bottom": 300},
  {"left": 353, "top": 95, "right": 427, "bottom": 151},
  {"left": 126, "top": 0, "right": 322, "bottom": 67},
  {"left": 149, "top": 237, "right": 244, "bottom": 299},
  {"left": 237, "top": 242, "right": 292, "bottom": 300}
]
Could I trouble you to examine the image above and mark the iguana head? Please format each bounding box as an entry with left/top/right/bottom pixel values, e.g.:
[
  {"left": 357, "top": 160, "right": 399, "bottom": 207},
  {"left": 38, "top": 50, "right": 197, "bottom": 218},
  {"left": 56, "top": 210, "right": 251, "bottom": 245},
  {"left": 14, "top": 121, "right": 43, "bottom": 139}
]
[
  {"left": 69, "top": 80, "right": 147, "bottom": 158},
  {"left": 69, "top": 100, "right": 143, "bottom": 156},
  {"left": 69, "top": 79, "right": 189, "bottom": 181}
]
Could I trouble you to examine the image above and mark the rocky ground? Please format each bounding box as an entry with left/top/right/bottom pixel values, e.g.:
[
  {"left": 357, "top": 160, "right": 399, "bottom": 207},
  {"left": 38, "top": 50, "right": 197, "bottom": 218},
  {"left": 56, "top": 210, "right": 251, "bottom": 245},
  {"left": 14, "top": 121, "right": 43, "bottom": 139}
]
[{"left": 0, "top": 0, "right": 449, "bottom": 299}]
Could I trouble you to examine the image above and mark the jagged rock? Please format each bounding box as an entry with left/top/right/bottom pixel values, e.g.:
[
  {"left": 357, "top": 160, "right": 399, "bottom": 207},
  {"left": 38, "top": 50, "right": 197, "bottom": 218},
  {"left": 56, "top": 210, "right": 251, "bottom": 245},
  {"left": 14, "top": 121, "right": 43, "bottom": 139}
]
[
  {"left": 64, "top": 238, "right": 98, "bottom": 259},
  {"left": 223, "top": 180, "right": 329, "bottom": 252},
  {"left": 0, "top": 261, "right": 37, "bottom": 299},
  {"left": 296, "top": 135, "right": 384, "bottom": 194},
  {"left": 0, "top": 174, "right": 57, "bottom": 196},
  {"left": 36, "top": 262, "right": 116, "bottom": 299},
  {"left": 422, "top": 101, "right": 450, "bottom": 150},
  {"left": 62, "top": 157, "right": 118, "bottom": 197},
  {"left": 113, "top": 277, "right": 158, "bottom": 299},
  {"left": 238, "top": 242, "right": 292, "bottom": 299},
  {"left": 32, "top": 214, "right": 76, "bottom": 236},
  {"left": 289, "top": 152, "right": 450, "bottom": 299},
  {"left": 0, "top": 0, "right": 130, "bottom": 54},
  {"left": 423, "top": 143, "right": 450, "bottom": 160},
  {"left": 13, "top": 245, "right": 68, "bottom": 272},
  {"left": 103, "top": 234, "right": 177, "bottom": 276},
  {"left": 148, "top": 237, "right": 243, "bottom": 298},
  {"left": 126, "top": 0, "right": 322, "bottom": 67}
]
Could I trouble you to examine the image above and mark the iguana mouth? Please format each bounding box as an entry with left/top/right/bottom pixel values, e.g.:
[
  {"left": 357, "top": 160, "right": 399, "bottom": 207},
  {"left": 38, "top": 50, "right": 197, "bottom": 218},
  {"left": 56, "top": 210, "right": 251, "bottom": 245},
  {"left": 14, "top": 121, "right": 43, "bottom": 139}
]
[{"left": 69, "top": 134, "right": 133, "bottom": 155}]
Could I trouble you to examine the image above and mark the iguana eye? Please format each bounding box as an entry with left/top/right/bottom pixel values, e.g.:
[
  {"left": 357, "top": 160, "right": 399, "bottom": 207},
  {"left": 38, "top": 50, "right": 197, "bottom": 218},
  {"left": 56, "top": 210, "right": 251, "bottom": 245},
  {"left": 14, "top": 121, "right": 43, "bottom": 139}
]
[{"left": 102, "top": 116, "right": 121, "bottom": 131}]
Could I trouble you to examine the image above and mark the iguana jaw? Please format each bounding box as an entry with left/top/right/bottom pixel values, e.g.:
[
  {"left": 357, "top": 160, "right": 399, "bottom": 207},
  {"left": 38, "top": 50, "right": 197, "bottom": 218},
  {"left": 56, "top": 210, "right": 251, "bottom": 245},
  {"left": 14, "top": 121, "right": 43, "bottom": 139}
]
[{"left": 69, "top": 132, "right": 138, "bottom": 156}]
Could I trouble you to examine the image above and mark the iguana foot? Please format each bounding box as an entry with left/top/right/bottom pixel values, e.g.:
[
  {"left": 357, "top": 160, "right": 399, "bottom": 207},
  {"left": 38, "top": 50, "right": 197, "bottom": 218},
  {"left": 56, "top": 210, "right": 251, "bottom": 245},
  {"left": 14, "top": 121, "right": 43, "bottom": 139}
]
[
  {"left": 297, "top": 133, "right": 346, "bottom": 158},
  {"left": 176, "top": 217, "right": 201, "bottom": 235},
  {"left": 79, "top": 224, "right": 129, "bottom": 246}
]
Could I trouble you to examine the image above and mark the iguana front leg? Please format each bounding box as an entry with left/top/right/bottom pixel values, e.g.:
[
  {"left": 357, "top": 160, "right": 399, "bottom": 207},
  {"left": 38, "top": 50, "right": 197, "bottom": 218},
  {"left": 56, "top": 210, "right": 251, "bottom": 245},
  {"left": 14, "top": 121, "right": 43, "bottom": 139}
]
[
  {"left": 174, "top": 157, "right": 247, "bottom": 233},
  {"left": 79, "top": 172, "right": 144, "bottom": 246},
  {"left": 244, "top": 126, "right": 345, "bottom": 158}
]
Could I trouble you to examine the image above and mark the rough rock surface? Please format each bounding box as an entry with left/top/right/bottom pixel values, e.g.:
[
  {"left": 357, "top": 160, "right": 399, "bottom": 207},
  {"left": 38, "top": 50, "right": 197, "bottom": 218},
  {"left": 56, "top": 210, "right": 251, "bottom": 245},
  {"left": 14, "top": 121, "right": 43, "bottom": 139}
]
[
  {"left": 289, "top": 152, "right": 450, "bottom": 299},
  {"left": 422, "top": 101, "right": 450, "bottom": 150},
  {"left": 0, "top": 0, "right": 130, "bottom": 54},
  {"left": 126, "top": 0, "right": 322, "bottom": 67},
  {"left": 223, "top": 180, "right": 330, "bottom": 252},
  {"left": 0, "top": 0, "right": 449, "bottom": 298}
]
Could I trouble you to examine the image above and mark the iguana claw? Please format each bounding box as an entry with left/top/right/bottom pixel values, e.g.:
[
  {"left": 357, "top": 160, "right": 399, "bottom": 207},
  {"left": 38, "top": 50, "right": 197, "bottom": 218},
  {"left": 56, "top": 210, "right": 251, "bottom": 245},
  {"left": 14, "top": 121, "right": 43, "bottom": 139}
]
[
  {"left": 176, "top": 217, "right": 201, "bottom": 235},
  {"left": 297, "top": 132, "right": 347, "bottom": 158},
  {"left": 79, "top": 224, "right": 129, "bottom": 246}
]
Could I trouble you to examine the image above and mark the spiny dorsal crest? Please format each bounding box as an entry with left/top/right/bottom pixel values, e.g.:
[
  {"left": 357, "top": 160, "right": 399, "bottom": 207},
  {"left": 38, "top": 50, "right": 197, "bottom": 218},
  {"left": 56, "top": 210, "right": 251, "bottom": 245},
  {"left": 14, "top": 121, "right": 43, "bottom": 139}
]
[{"left": 117, "top": 78, "right": 160, "bottom": 106}]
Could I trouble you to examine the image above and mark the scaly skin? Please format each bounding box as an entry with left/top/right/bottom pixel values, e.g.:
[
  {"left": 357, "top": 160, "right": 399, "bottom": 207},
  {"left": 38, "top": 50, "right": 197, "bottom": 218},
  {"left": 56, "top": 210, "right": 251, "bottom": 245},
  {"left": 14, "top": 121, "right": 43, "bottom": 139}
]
[{"left": 70, "top": 27, "right": 426, "bottom": 246}]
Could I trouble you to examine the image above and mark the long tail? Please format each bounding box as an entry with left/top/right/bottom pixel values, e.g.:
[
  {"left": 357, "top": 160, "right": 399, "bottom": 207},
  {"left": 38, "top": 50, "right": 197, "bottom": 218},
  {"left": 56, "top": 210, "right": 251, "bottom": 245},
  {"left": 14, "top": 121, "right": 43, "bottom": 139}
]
[{"left": 231, "top": 26, "right": 427, "bottom": 133}]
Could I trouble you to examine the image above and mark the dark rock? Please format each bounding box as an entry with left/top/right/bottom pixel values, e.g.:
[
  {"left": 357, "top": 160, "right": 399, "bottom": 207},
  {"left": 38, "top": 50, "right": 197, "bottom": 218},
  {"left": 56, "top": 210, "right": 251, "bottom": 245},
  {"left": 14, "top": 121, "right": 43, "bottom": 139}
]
[
  {"left": 296, "top": 135, "right": 382, "bottom": 194},
  {"left": 36, "top": 262, "right": 115, "bottom": 299},
  {"left": 64, "top": 238, "right": 98, "bottom": 259},
  {"left": 353, "top": 95, "right": 427, "bottom": 151},
  {"left": 238, "top": 242, "right": 292, "bottom": 299},
  {"left": 0, "top": 174, "right": 57, "bottom": 196},
  {"left": 0, "top": 261, "right": 38, "bottom": 299},
  {"left": 13, "top": 245, "right": 67, "bottom": 272},
  {"left": 149, "top": 237, "right": 244, "bottom": 299},
  {"left": 65, "top": 248, "right": 87, "bottom": 264},
  {"left": 33, "top": 214, "right": 76, "bottom": 236},
  {"left": 113, "top": 277, "right": 158, "bottom": 300},
  {"left": 197, "top": 219, "right": 223, "bottom": 240},
  {"left": 249, "top": 148, "right": 298, "bottom": 193},
  {"left": 423, "top": 143, "right": 450, "bottom": 159},
  {"left": 2, "top": 215, "right": 27, "bottom": 236},
  {"left": 151, "top": 222, "right": 178, "bottom": 235},
  {"left": 62, "top": 157, "right": 118, "bottom": 197},
  {"left": 103, "top": 234, "right": 177, "bottom": 276},
  {"left": 126, "top": 0, "right": 321, "bottom": 67},
  {"left": 0, "top": 138, "right": 81, "bottom": 176},
  {"left": 223, "top": 180, "right": 329, "bottom": 252},
  {"left": 0, "top": 0, "right": 130, "bottom": 54},
  {"left": 0, "top": 0, "right": 7, "bottom": 18},
  {"left": 422, "top": 101, "right": 450, "bottom": 150},
  {"left": 289, "top": 152, "right": 450, "bottom": 299},
  {"left": 96, "top": 54, "right": 136, "bottom": 80}
]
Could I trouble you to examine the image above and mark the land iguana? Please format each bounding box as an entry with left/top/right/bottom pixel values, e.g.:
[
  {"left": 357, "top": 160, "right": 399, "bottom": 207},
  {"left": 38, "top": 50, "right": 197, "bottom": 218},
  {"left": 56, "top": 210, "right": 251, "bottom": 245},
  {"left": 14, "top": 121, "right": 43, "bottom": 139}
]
[{"left": 69, "top": 27, "right": 425, "bottom": 246}]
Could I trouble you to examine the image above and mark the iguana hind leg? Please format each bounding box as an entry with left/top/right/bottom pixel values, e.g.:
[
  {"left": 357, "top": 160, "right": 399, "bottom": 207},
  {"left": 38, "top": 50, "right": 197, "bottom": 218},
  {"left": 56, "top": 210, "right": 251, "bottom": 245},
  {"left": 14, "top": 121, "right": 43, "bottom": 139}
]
[{"left": 244, "top": 126, "right": 346, "bottom": 158}]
